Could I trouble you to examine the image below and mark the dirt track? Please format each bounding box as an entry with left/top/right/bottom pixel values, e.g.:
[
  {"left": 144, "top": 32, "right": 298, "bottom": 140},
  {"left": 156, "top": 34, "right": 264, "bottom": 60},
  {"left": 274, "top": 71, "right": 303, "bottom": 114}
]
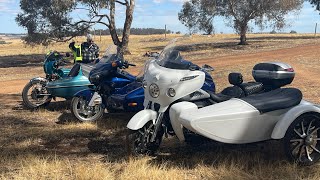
[{"left": 1, "top": 44, "right": 320, "bottom": 100}]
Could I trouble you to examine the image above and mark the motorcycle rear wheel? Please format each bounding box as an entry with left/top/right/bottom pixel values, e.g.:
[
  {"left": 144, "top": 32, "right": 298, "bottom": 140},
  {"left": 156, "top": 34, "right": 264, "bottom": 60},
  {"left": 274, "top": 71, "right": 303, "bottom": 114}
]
[
  {"left": 22, "top": 81, "right": 52, "bottom": 109},
  {"left": 284, "top": 113, "right": 320, "bottom": 166},
  {"left": 71, "top": 96, "right": 104, "bottom": 122}
]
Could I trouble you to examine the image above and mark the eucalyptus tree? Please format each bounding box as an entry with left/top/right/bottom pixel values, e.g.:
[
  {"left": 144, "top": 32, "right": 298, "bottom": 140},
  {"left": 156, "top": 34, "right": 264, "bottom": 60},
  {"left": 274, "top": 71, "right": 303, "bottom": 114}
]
[
  {"left": 16, "top": 0, "right": 135, "bottom": 54},
  {"left": 179, "top": 0, "right": 304, "bottom": 45}
]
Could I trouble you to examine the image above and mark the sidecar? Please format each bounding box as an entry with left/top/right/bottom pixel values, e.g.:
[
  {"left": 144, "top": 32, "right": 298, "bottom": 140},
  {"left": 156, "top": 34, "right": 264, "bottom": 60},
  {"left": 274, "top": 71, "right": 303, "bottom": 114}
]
[
  {"left": 170, "top": 62, "right": 320, "bottom": 165},
  {"left": 46, "top": 63, "right": 93, "bottom": 99}
]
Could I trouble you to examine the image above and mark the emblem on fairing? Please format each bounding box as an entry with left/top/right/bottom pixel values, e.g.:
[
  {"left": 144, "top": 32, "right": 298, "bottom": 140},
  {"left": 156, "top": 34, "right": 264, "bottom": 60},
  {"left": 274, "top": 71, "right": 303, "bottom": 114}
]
[{"left": 180, "top": 75, "right": 199, "bottom": 82}]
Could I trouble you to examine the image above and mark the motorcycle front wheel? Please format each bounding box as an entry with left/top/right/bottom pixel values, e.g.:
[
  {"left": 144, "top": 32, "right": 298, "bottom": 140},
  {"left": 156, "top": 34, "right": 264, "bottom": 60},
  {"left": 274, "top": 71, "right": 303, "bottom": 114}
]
[
  {"left": 22, "top": 80, "right": 52, "bottom": 109},
  {"left": 71, "top": 96, "right": 104, "bottom": 122},
  {"left": 126, "top": 121, "right": 164, "bottom": 156}
]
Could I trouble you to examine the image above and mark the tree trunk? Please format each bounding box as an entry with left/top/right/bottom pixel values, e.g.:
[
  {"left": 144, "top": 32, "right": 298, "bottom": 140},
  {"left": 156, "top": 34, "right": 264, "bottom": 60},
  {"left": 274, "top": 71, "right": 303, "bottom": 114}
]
[
  {"left": 109, "top": 0, "right": 121, "bottom": 47},
  {"left": 238, "top": 25, "right": 248, "bottom": 45},
  {"left": 120, "top": 0, "right": 135, "bottom": 55}
]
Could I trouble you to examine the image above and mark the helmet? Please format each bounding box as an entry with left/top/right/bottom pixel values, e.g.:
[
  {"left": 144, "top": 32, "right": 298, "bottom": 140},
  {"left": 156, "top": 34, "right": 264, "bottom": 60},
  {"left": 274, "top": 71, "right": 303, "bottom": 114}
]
[{"left": 87, "top": 34, "right": 93, "bottom": 42}]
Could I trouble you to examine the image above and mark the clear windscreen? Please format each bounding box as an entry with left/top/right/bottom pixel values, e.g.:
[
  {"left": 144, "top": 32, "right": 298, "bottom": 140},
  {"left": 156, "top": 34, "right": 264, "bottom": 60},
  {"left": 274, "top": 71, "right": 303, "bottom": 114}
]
[
  {"left": 98, "top": 45, "right": 118, "bottom": 63},
  {"left": 156, "top": 38, "right": 192, "bottom": 70},
  {"left": 136, "top": 59, "right": 151, "bottom": 79}
]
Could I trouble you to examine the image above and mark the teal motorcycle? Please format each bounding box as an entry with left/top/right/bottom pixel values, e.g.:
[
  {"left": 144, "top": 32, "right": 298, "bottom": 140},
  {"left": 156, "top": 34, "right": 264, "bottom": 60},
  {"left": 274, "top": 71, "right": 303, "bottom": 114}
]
[{"left": 22, "top": 51, "right": 94, "bottom": 109}]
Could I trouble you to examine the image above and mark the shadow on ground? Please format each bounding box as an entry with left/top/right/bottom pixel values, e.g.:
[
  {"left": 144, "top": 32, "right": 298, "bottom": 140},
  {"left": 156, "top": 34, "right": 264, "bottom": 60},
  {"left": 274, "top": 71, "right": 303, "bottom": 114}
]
[
  {"left": 0, "top": 54, "right": 44, "bottom": 68},
  {"left": 0, "top": 53, "right": 71, "bottom": 68}
]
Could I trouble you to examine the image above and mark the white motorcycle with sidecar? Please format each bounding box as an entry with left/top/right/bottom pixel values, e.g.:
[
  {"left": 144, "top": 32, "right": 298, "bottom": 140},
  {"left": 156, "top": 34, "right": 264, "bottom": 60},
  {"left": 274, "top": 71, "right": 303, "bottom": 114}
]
[{"left": 126, "top": 40, "right": 320, "bottom": 166}]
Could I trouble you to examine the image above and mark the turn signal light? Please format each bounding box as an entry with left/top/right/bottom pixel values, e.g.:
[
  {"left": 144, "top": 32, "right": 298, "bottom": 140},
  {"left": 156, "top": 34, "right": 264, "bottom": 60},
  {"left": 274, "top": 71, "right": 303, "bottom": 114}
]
[{"left": 128, "top": 103, "right": 138, "bottom": 107}]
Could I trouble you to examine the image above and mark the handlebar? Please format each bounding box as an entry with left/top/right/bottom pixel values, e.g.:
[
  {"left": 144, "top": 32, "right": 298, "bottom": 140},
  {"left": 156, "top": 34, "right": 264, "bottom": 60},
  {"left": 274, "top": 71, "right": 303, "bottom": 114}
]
[
  {"left": 121, "top": 61, "right": 136, "bottom": 69},
  {"left": 128, "top": 63, "right": 136, "bottom": 67}
]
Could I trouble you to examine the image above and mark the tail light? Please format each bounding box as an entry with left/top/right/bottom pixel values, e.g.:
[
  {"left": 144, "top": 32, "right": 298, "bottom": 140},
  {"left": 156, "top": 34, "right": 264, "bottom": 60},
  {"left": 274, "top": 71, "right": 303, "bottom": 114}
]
[{"left": 284, "top": 68, "right": 294, "bottom": 72}]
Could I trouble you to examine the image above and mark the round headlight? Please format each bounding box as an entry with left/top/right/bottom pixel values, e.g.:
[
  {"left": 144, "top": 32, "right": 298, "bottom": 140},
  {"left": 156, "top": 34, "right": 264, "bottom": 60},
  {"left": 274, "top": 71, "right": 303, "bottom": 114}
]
[
  {"left": 89, "top": 74, "right": 100, "bottom": 83},
  {"left": 142, "top": 80, "right": 147, "bottom": 89},
  {"left": 167, "top": 88, "right": 176, "bottom": 97},
  {"left": 149, "top": 83, "right": 160, "bottom": 98}
]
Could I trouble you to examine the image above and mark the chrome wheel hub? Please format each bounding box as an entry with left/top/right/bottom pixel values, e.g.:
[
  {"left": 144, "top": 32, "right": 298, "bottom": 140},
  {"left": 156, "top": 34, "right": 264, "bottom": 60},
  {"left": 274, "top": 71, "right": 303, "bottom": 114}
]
[{"left": 290, "top": 119, "right": 320, "bottom": 163}]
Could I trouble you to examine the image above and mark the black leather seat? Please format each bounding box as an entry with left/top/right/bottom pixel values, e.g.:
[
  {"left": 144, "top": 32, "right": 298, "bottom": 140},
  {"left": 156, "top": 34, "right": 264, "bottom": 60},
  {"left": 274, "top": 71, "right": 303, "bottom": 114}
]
[
  {"left": 208, "top": 73, "right": 245, "bottom": 103},
  {"left": 239, "top": 82, "right": 264, "bottom": 96},
  {"left": 241, "top": 88, "right": 302, "bottom": 113},
  {"left": 68, "top": 63, "right": 81, "bottom": 77}
]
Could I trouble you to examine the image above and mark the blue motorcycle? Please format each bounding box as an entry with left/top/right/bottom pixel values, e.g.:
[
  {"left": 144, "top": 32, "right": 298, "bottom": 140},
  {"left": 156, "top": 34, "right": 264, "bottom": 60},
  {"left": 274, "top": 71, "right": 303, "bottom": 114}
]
[
  {"left": 70, "top": 45, "right": 216, "bottom": 122},
  {"left": 70, "top": 54, "right": 143, "bottom": 122}
]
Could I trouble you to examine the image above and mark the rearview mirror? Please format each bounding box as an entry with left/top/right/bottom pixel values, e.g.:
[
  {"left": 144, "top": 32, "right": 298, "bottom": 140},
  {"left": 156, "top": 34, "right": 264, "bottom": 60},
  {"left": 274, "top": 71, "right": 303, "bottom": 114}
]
[
  {"left": 65, "top": 52, "right": 71, "bottom": 57},
  {"left": 202, "top": 64, "right": 214, "bottom": 72}
]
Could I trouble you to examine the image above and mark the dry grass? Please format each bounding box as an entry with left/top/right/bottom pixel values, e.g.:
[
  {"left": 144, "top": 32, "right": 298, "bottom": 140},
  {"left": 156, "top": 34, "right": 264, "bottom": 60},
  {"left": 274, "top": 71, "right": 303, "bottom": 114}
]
[{"left": 1, "top": 34, "right": 320, "bottom": 179}]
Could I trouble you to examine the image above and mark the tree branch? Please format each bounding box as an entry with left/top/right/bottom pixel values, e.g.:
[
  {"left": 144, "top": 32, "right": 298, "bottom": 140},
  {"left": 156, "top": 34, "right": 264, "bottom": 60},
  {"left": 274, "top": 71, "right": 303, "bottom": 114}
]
[{"left": 116, "top": 0, "right": 127, "bottom": 5}]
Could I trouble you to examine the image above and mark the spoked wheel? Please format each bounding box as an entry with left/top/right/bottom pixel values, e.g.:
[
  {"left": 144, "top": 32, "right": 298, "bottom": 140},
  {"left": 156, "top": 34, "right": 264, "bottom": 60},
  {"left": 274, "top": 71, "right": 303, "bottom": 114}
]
[
  {"left": 284, "top": 113, "right": 320, "bottom": 166},
  {"left": 127, "top": 122, "right": 164, "bottom": 156},
  {"left": 70, "top": 96, "right": 104, "bottom": 122},
  {"left": 22, "top": 81, "right": 52, "bottom": 109}
]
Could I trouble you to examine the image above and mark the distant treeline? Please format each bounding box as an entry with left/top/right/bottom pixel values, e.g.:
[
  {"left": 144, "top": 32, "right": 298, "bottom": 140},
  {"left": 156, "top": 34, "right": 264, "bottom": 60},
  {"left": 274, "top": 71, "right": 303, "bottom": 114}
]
[
  {"left": 90, "top": 28, "right": 173, "bottom": 35},
  {"left": 0, "top": 33, "right": 25, "bottom": 36}
]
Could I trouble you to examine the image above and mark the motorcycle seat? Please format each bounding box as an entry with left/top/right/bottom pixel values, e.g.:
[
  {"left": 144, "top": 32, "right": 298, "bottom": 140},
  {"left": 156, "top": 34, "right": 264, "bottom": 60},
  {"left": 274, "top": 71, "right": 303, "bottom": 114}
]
[
  {"left": 241, "top": 88, "right": 302, "bottom": 113},
  {"left": 239, "top": 82, "right": 264, "bottom": 96},
  {"left": 207, "top": 92, "right": 233, "bottom": 103},
  {"left": 207, "top": 86, "right": 245, "bottom": 103},
  {"left": 68, "top": 63, "right": 81, "bottom": 77}
]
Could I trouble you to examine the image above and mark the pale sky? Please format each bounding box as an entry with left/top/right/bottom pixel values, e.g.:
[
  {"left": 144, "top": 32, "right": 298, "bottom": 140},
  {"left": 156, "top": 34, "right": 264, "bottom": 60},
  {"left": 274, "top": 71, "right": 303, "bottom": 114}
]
[{"left": 0, "top": 0, "right": 319, "bottom": 34}]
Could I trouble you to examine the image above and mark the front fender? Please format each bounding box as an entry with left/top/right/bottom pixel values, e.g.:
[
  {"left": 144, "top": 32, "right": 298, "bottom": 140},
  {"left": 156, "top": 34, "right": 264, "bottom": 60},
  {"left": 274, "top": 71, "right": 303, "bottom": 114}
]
[
  {"left": 127, "top": 110, "right": 157, "bottom": 130},
  {"left": 74, "top": 89, "right": 95, "bottom": 102},
  {"left": 30, "top": 77, "right": 47, "bottom": 83},
  {"left": 271, "top": 101, "right": 320, "bottom": 139}
]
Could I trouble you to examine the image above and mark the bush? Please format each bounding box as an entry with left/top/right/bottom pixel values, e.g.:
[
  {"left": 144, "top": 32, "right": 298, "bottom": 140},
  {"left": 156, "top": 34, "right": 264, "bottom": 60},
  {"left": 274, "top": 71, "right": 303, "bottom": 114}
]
[
  {"left": 290, "top": 30, "right": 297, "bottom": 34},
  {"left": 270, "top": 30, "right": 277, "bottom": 34},
  {"left": 0, "top": 41, "right": 6, "bottom": 44}
]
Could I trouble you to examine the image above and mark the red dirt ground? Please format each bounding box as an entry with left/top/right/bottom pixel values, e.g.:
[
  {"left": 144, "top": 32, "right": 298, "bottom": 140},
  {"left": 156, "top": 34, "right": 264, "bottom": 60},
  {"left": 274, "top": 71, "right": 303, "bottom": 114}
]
[{"left": 1, "top": 44, "right": 320, "bottom": 102}]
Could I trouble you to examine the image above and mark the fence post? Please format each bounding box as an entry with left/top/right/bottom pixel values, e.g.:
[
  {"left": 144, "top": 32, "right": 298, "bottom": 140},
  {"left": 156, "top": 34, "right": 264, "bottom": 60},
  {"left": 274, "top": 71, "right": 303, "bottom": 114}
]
[{"left": 315, "top": 23, "right": 317, "bottom": 37}]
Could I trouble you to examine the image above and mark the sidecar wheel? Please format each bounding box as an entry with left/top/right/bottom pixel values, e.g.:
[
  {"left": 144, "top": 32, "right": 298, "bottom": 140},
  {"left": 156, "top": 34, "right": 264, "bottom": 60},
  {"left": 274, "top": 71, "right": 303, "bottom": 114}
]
[
  {"left": 22, "top": 81, "right": 51, "bottom": 109},
  {"left": 71, "top": 96, "right": 103, "bottom": 122},
  {"left": 126, "top": 122, "right": 164, "bottom": 156},
  {"left": 284, "top": 113, "right": 320, "bottom": 166}
]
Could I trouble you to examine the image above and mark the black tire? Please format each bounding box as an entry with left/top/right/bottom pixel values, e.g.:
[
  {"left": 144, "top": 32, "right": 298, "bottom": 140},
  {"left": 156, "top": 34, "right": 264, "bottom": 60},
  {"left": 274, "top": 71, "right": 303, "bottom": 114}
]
[
  {"left": 70, "top": 96, "right": 104, "bottom": 122},
  {"left": 284, "top": 113, "right": 320, "bottom": 166},
  {"left": 22, "top": 80, "right": 51, "bottom": 109},
  {"left": 126, "top": 122, "right": 164, "bottom": 156}
]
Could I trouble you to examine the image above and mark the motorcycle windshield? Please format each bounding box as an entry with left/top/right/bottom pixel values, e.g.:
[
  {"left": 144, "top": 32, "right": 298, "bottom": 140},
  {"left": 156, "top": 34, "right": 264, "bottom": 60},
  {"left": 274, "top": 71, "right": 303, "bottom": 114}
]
[
  {"left": 156, "top": 38, "right": 192, "bottom": 70},
  {"left": 98, "top": 45, "right": 118, "bottom": 63}
]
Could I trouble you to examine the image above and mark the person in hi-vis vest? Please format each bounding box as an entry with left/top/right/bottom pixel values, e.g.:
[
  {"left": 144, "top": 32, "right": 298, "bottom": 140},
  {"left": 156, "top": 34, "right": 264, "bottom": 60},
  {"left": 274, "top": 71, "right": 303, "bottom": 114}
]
[
  {"left": 69, "top": 39, "right": 83, "bottom": 63},
  {"left": 69, "top": 34, "right": 99, "bottom": 64}
]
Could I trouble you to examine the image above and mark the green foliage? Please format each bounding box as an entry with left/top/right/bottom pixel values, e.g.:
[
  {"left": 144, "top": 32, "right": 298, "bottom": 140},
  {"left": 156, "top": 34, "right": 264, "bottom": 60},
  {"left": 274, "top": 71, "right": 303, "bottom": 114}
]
[
  {"left": 290, "top": 30, "right": 297, "bottom": 34},
  {"left": 178, "top": 0, "right": 216, "bottom": 35},
  {"left": 16, "top": 0, "right": 135, "bottom": 52},
  {"left": 179, "top": 0, "right": 303, "bottom": 44},
  {"left": 16, "top": 0, "right": 88, "bottom": 45},
  {"left": 309, "top": 0, "right": 320, "bottom": 10}
]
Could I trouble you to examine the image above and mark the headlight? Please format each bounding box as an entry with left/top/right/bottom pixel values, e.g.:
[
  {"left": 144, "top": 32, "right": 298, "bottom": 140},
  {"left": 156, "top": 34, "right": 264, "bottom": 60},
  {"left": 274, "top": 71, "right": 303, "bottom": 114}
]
[
  {"left": 142, "top": 80, "right": 147, "bottom": 89},
  {"left": 149, "top": 83, "right": 160, "bottom": 98},
  {"left": 167, "top": 88, "right": 176, "bottom": 97},
  {"left": 89, "top": 74, "right": 100, "bottom": 83}
]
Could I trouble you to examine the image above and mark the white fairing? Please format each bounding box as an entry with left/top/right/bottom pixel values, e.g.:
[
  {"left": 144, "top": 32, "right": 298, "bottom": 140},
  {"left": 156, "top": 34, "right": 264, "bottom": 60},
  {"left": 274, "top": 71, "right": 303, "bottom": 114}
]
[
  {"left": 169, "top": 102, "right": 198, "bottom": 141},
  {"left": 143, "top": 60, "right": 205, "bottom": 112},
  {"left": 176, "top": 99, "right": 320, "bottom": 144}
]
